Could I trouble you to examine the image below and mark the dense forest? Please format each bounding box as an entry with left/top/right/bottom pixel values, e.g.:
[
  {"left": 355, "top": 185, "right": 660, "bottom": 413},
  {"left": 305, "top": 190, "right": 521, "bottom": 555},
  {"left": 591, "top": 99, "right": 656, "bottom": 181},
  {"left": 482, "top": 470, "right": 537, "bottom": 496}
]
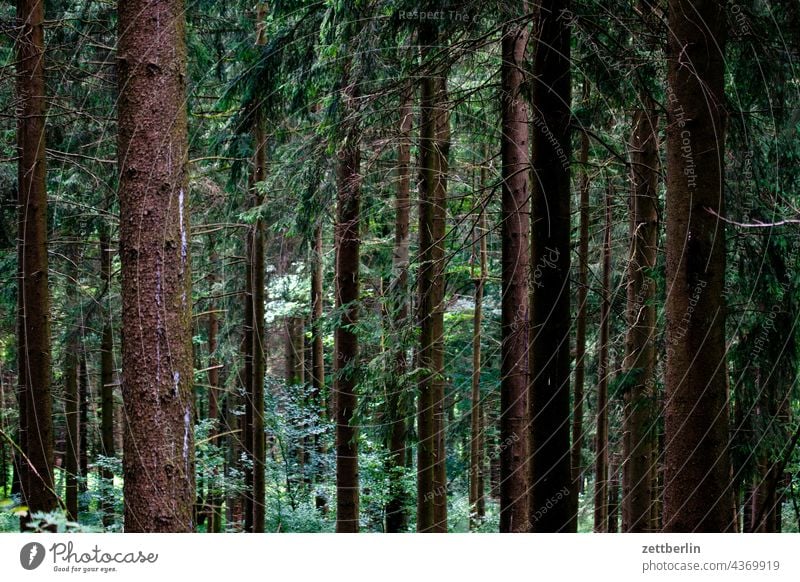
[{"left": 1, "top": 0, "right": 799, "bottom": 534}]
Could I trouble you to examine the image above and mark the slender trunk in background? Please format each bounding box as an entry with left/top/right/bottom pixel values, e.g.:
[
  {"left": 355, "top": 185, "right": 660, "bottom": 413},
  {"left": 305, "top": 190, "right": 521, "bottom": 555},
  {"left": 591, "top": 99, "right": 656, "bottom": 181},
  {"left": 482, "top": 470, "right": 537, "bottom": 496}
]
[
  {"left": 622, "top": 102, "right": 659, "bottom": 532},
  {"left": 242, "top": 233, "right": 254, "bottom": 531},
  {"left": 570, "top": 84, "right": 590, "bottom": 529},
  {"left": 499, "top": 16, "right": 530, "bottom": 533},
  {"left": 664, "top": 0, "right": 731, "bottom": 532},
  {"left": 99, "top": 220, "right": 115, "bottom": 527},
  {"left": 417, "top": 23, "right": 450, "bottom": 532},
  {"left": 207, "top": 250, "right": 221, "bottom": 533},
  {"left": 529, "top": 0, "right": 572, "bottom": 532},
  {"left": 64, "top": 255, "right": 79, "bottom": 521},
  {"left": 607, "top": 458, "right": 620, "bottom": 532},
  {"left": 335, "top": 64, "right": 361, "bottom": 533},
  {"left": 249, "top": 7, "right": 268, "bottom": 534},
  {"left": 311, "top": 224, "right": 325, "bottom": 421},
  {"left": 78, "top": 353, "right": 88, "bottom": 501},
  {"left": 117, "top": 0, "right": 195, "bottom": 532},
  {"left": 469, "top": 182, "right": 487, "bottom": 531},
  {"left": 385, "top": 88, "right": 413, "bottom": 533},
  {"left": 16, "top": 0, "right": 57, "bottom": 529},
  {"left": 593, "top": 181, "right": 612, "bottom": 532}
]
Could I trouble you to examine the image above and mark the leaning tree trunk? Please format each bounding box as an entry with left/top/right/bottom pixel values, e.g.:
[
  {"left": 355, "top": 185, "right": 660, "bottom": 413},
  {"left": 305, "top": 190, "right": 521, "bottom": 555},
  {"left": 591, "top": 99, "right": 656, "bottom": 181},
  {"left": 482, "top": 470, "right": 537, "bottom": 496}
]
[
  {"left": 529, "top": 0, "right": 572, "bottom": 533},
  {"left": 385, "top": 87, "right": 413, "bottom": 533},
  {"left": 499, "top": 16, "right": 530, "bottom": 533},
  {"left": 335, "top": 65, "right": 361, "bottom": 533},
  {"left": 663, "top": 0, "right": 731, "bottom": 532},
  {"left": 417, "top": 26, "right": 450, "bottom": 531},
  {"left": 117, "top": 0, "right": 195, "bottom": 532},
  {"left": 622, "top": 102, "right": 659, "bottom": 532},
  {"left": 16, "top": 0, "right": 57, "bottom": 528}
]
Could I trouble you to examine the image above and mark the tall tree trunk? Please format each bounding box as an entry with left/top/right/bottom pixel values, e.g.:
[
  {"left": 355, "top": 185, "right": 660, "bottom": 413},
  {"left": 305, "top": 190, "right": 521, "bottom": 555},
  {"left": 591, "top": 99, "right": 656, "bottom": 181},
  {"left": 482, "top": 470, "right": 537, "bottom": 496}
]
[
  {"left": 663, "top": 0, "right": 731, "bottom": 532},
  {"left": 16, "top": 0, "right": 57, "bottom": 529},
  {"left": 335, "top": 64, "right": 361, "bottom": 533},
  {"left": 385, "top": 87, "right": 413, "bottom": 533},
  {"left": 78, "top": 352, "right": 88, "bottom": 502},
  {"left": 417, "top": 24, "right": 450, "bottom": 532},
  {"left": 207, "top": 250, "right": 221, "bottom": 533},
  {"left": 622, "top": 102, "right": 659, "bottom": 532},
  {"left": 499, "top": 17, "right": 530, "bottom": 533},
  {"left": 117, "top": 0, "right": 195, "bottom": 531},
  {"left": 529, "top": 0, "right": 572, "bottom": 532},
  {"left": 311, "top": 223, "right": 325, "bottom": 420},
  {"left": 249, "top": 7, "right": 268, "bottom": 534},
  {"left": 64, "top": 259, "right": 79, "bottom": 521},
  {"left": 593, "top": 180, "right": 612, "bottom": 532},
  {"left": 570, "top": 83, "right": 590, "bottom": 529},
  {"left": 99, "top": 221, "right": 115, "bottom": 527},
  {"left": 469, "top": 181, "right": 487, "bottom": 531}
]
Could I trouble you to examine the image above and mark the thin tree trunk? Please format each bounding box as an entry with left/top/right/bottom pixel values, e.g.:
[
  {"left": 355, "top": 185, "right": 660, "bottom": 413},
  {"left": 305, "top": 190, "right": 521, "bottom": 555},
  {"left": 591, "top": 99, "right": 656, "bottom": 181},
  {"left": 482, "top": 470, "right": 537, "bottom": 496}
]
[
  {"left": 570, "top": 82, "right": 590, "bottom": 529},
  {"left": 593, "top": 180, "right": 612, "bottom": 532},
  {"left": 335, "top": 64, "right": 361, "bottom": 533},
  {"left": 311, "top": 223, "right": 325, "bottom": 420},
  {"left": 16, "top": 0, "right": 57, "bottom": 529},
  {"left": 117, "top": 0, "right": 195, "bottom": 531},
  {"left": 416, "top": 23, "right": 450, "bottom": 532},
  {"left": 469, "top": 186, "right": 487, "bottom": 531},
  {"left": 607, "top": 457, "right": 620, "bottom": 532},
  {"left": 78, "top": 352, "right": 88, "bottom": 502},
  {"left": 64, "top": 261, "right": 79, "bottom": 521},
  {"left": 622, "top": 102, "right": 659, "bottom": 532},
  {"left": 99, "top": 221, "right": 115, "bottom": 527},
  {"left": 207, "top": 250, "right": 221, "bottom": 533},
  {"left": 385, "top": 87, "right": 413, "bottom": 533},
  {"left": 529, "top": 0, "right": 572, "bottom": 532},
  {"left": 663, "top": 0, "right": 731, "bottom": 532},
  {"left": 499, "top": 16, "right": 530, "bottom": 533}
]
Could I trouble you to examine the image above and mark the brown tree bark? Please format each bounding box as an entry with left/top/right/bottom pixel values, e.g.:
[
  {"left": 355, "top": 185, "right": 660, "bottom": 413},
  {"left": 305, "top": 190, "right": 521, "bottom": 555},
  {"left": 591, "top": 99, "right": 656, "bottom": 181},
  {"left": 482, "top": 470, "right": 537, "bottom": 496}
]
[
  {"left": 311, "top": 224, "right": 325, "bottom": 417},
  {"left": 663, "top": 0, "right": 731, "bottom": 532},
  {"left": 335, "top": 64, "right": 361, "bottom": 533},
  {"left": 99, "top": 220, "right": 115, "bottom": 527},
  {"left": 64, "top": 269, "right": 79, "bottom": 521},
  {"left": 570, "top": 85, "right": 590, "bottom": 529},
  {"left": 499, "top": 17, "right": 530, "bottom": 533},
  {"left": 117, "top": 0, "right": 195, "bottom": 532},
  {"left": 622, "top": 102, "right": 659, "bottom": 532},
  {"left": 469, "top": 184, "right": 487, "bottom": 531},
  {"left": 385, "top": 88, "right": 413, "bottom": 533},
  {"left": 206, "top": 250, "right": 221, "bottom": 533},
  {"left": 593, "top": 181, "right": 612, "bottom": 532},
  {"left": 528, "top": 0, "right": 572, "bottom": 533},
  {"left": 16, "top": 0, "right": 57, "bottom": 528},
  {"left": 417, "top": 24, "right": 449, "bottom": 532}
]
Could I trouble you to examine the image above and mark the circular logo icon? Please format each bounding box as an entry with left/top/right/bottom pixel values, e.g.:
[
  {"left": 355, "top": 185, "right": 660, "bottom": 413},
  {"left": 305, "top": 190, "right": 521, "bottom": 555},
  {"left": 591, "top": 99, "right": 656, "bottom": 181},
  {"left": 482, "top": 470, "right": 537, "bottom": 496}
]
[{"left": 20, "top": 542, "right": 46, "bottom": 570}]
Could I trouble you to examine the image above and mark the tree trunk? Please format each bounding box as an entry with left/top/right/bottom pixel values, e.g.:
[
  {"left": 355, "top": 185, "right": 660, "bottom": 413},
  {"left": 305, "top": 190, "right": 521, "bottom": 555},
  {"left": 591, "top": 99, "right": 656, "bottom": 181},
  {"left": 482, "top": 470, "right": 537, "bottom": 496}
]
[
  {"left": 499, "top": 17, "right": 530, "bottom": 533},
  {"left": 311, "top": 223, "right": 325, "bottom": 420},
  {"left": 529, "top": 0, "right": 572, "bottom": 533},
  {"left": 622, "top": 102, "right": 659, "bottom": 532},
  {"left": 570, "top": 83, "right": 590, "bottom": 529},
  {"left": 663, "top": 0, "right": 731, "bottom": 532},
  {"left": 207, "top": 250, "right": 221, "bottom": 533},
  {"left": 417, "top": 24, "right": 449, "bottom": 532},
  {"left": 593, "top": 180, "right": 612, "bottom": 532},
  {"left": 385, "top": 87, "right": 413, "bottom": 533},
  {"left": 469, "top": 183, "right": 487, "bottom": 531},
  {"left": 99, "top": 221, "right": 115, "bottom": 527},
  {"left": 78, "top": 353, "right": 89, "bottom": 502},
  {"left": 335, "top": 64, "right": 361, "bottom": 533},
  {"left": 64, "top": 266, "right": 79, "bottom": 521},
  {"left": 117, "top": 0, "right": 195, "bottom": 531},
  {"left": 16, "top": 0, "right": 57, "bottom": 529}
]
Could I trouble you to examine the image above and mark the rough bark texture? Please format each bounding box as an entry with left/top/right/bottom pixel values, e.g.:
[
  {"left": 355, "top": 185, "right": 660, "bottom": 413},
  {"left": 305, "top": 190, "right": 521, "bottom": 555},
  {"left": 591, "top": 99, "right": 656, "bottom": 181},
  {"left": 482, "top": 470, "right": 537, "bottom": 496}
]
[
  {"left": 528, "top": 0, "right": 572, "bottom": 532},
  {"left": 99, "top": 222, "right": 115, "bottom": 527},
  {"left": 570, "top": 102, "right": 590, "bottom": 529},
  {"left": 335, "top": 67, "right": 361, "bottom": 533},
  {"left": 499, "top": 19, "right": 530, "bottom": 533},
  {"left": 117, "top": 0, "right": 195, "bottom": 532},
  {"left": 593, "top": 182, "right": 612, "bottom": 532},
  {"left": 469, "top": 198, "right": 487, "bottom": 530},
  {"left": 16, "top": 0, "right": 57, "bottom": 527},
  {"left": 385, "top": 89, "right": 412, "bottom": 533},
  {"left": 622, "top": 104, "right": 659, "bottom": 532},
  {"left": 664, "top": 0, "right": 731, "bottom": 532},
  {"left": 416, "top": 26, "right": 449, "bottom": 531}
]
